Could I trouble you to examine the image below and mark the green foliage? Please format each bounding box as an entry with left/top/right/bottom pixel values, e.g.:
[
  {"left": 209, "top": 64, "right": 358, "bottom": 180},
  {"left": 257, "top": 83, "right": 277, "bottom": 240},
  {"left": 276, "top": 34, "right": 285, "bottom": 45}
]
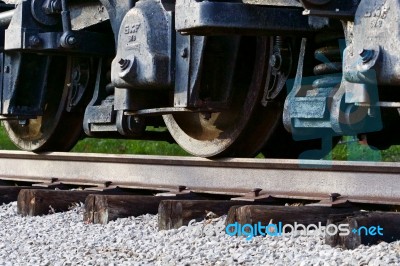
[
  {"left": 71, "top": 137, "right": 190, "bottom": 156},
  {"left": 329, "top": 136, "right": 382, "bottom": 161},
  {"left": 0, "top": 125, "right": 17, "bottom": 150},
  {"left": 328, "top": 136, "right": 400, "bottom": 162}
]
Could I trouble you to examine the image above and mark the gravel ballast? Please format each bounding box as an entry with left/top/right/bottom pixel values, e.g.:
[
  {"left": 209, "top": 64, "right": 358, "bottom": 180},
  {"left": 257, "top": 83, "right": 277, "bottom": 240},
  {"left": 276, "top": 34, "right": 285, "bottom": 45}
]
[{"left": 0, "top": 202, "right": 399, "bottom": 265}]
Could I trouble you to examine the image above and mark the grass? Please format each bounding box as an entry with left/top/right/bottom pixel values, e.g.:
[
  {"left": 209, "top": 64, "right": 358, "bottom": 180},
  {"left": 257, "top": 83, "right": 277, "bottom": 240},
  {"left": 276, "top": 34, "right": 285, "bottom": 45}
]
[
  {"left": 1, "top": 124, "right": 400, "bottom": 161},
  {"left": 71, "top": 137, "right": 190, "bottom": 156},
  {"left": 330, "top": 136, "right": 400, "bottom": 162},
  {"left": 0, "top": 126, "right": 18, "bottom": 150},
  {"left": 0, "top": 124, "right": 190, "bottom": 156}
]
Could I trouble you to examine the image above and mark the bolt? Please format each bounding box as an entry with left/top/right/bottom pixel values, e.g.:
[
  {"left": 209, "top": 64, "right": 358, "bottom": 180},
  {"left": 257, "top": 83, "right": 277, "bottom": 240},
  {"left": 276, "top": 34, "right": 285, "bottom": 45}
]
[
  {"left": 118, "top": 58, "right": 131, "bottom": 70},
  {"left": 29, "top": 36, "right": 41, "bottom": 47},
  {"left": 51, "top": 0, "right": 61, "bottom": 13},
  {"left": 270, "top": 54, "right": 277, "bottom": 67},
  {"left": 270, "top": 54, "right": 282, "bottom": 69},
  {"left": 4, "top": 66, "right": 10, "bottom": 73},
  {"left": 51, "top": 2, "right": 59, "bottom": 11},
  {"left": 359, "top": 49, "right": 374, "bottom": 63},
  {"left": 181, "top": 48, "right": 188, "bottom": 58},
  {"left": 66, "top": 35, "right": 77, "bottom": 46},
  {"left": 71, "top": 68, "right": 80, "bottom": 81},
  {"left": 252, "top": 188, "right": 262, "bottom": 197},
  {"left": 329, "top": 193, "right": 341, "bottom": 202}
]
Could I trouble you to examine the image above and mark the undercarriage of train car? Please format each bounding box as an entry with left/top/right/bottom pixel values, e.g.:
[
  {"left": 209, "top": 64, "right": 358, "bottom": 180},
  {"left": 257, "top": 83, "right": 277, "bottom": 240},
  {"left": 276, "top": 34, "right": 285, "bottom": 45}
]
[{"left": 0, "top": 0, "right": 397, "bottom": 158}]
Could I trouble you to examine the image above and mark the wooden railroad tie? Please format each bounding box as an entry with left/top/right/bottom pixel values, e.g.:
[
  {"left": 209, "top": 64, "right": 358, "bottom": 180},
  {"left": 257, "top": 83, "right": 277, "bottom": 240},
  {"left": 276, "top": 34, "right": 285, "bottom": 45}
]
[
  {"left": 0, "top": 186, "right": 35, "bottom": 205},
  {"left": 17, "top": 189, "right": 102, "bottom": 216},
  {"left": 84, "top": 193, "right": 205, "bottom": 224},
  {"left": 225, "top": 205, "right": 400, "bottom": 249},
  {"left": 158, "top": 200, "right": 262, "bottom": 231},
  {"left": 326, "top": 212, "right": 400, "bottom": 249},
  {"left": 225, "top": 205, "right": 358, "bottom": 226}
]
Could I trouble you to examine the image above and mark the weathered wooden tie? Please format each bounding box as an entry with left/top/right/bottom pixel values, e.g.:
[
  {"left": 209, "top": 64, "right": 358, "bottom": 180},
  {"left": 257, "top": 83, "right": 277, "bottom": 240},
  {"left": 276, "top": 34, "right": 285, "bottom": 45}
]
[
  {"left": 326, "top": 212, "right": 400, "bottom": 249},
  {"left": 17, "top": 189, "right": 98, "bottom": 216},
  {"left": 0, "top": 186, "right": 33, "bottom": 204},
  {"left": 226, "top": 205, "right": 358, "bottom": 226},
  {"left": 84, "top": 194, "right": 196, "bottom": 224},
  {"left": 158, "top": 200, "right": 261, "bottom": 230}
]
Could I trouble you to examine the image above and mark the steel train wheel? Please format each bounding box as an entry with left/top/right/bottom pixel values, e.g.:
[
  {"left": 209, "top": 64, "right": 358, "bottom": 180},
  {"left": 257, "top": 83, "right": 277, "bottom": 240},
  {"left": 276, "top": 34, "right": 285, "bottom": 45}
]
[
  {"left": 163, "top": 37, "right": 281, "bottom": 157},
  {"left": 2, "top": 56, "right": 85, "bottom": 152}
]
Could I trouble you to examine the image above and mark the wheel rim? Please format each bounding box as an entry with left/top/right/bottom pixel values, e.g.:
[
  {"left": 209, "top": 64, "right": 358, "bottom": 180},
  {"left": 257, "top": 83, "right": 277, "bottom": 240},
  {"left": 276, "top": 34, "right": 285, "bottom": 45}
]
[
  {"left": 163, "top": 37, "right": 281, "bottom": 157},
  {"left": 3, "top": 56, "right": 85, "bottom": 152}
]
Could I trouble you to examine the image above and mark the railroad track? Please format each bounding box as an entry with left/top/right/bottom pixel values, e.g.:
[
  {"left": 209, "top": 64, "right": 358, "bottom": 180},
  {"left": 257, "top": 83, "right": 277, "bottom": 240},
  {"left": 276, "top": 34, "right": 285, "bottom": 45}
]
[
  {"left": 0, "top": 151, "right": 399, "bottom": 205},
  {"left": 1, "top": 151, "right": 400, "bottom": 250}
]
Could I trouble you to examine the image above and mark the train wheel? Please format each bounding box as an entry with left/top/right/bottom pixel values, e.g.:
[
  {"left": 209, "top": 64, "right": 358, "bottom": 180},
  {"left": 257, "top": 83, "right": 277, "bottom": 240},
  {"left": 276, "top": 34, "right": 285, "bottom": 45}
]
[
  {"left": 163, "top": 37, "right": 281, "bottom": 157},
  {"left": 2, "top": 56, "right": 87, "bottom": 152}
]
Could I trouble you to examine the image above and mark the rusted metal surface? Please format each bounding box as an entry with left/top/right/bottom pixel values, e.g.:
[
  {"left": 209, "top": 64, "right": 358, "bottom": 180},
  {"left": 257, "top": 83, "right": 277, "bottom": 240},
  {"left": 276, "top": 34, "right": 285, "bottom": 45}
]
[
  {"left": 0, "top": 151, "right": 399, "bottom": 205},
  {"left": 70, "top": 2, "right": 109, "bottom": 31}
]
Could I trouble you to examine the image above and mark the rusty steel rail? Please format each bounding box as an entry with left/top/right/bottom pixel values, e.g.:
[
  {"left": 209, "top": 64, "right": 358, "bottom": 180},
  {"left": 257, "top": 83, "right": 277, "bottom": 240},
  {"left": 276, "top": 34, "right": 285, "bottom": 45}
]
[{"left": 0, "top": 151, "right": 399, "bottom": 205}]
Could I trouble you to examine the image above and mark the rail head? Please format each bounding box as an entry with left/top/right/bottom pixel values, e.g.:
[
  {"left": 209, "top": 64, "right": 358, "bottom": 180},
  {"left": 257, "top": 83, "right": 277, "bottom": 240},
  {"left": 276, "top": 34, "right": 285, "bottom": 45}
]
[{"left": 0, "top": 150, "right": 398, "bottom": 173}]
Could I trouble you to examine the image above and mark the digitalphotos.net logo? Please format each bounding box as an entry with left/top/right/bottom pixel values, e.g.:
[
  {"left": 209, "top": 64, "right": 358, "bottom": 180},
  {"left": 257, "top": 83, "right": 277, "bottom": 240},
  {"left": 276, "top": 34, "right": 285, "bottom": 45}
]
[{"left": 225, "top": 222, "right": 384, "bottom": 241}]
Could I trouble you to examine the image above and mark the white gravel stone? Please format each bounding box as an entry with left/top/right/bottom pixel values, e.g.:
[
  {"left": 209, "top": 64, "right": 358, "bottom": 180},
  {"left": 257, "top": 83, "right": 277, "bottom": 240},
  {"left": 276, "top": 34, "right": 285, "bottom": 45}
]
[{"left": 0, "top": 201, "right": 399, "bottom": 265}]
